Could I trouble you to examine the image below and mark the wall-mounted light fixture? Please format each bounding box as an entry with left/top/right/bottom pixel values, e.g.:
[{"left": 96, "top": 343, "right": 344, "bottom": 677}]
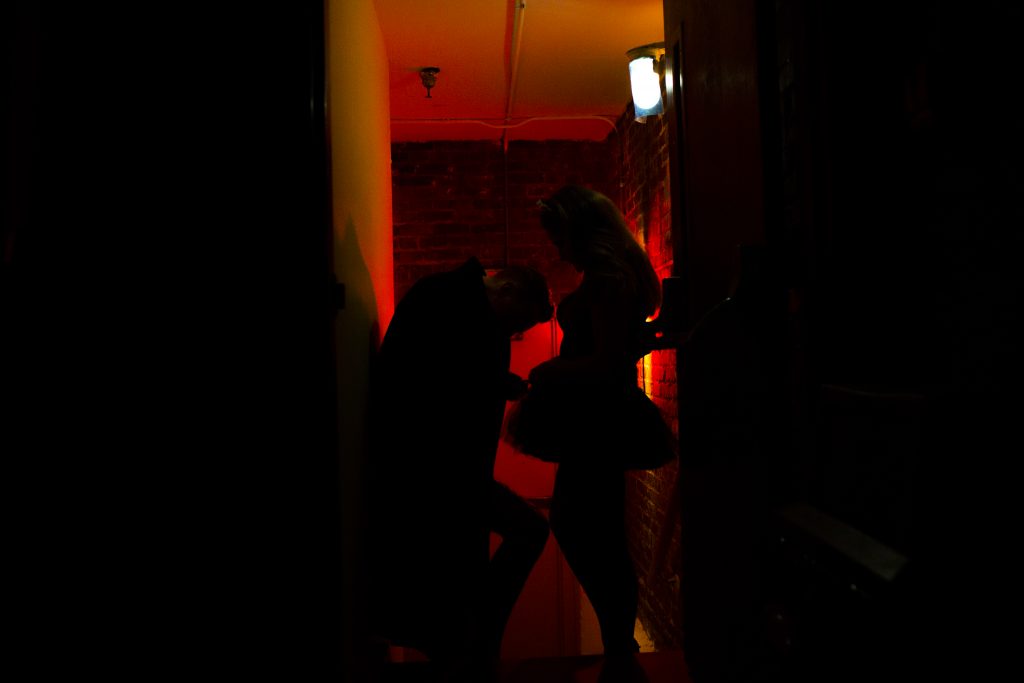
[{"left": 626, "top": 43, "right": 666, "bottom": 122}]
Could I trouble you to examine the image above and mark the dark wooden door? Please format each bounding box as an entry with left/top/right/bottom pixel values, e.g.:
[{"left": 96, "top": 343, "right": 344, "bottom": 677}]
[{"left": 664, "top": 1, "right": 1024, "bottom": 680}]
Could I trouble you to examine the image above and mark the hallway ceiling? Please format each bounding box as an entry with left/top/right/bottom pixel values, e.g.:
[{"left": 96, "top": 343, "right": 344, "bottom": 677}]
[{"left": 375, "top": 0, "right": 664, "bottom": 142}]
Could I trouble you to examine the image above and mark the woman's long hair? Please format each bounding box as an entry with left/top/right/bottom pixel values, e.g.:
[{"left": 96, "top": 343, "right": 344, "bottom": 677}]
[{"left": 540, "top": 185, "right": 661, "bottom": 316}]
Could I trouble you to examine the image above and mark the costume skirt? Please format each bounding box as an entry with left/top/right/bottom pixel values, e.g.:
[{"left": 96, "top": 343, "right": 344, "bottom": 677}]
[{"left": 503, "top": 381, "right": 676, "bottom": 470}]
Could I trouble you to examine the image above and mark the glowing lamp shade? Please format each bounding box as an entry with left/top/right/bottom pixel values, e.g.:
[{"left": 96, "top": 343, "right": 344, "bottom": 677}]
[
  {"left": 626, "top": 43, "right": 665, "bottom": 122},
  {"left": 629, "top": 57, "right": 661, "bottom": 110}
]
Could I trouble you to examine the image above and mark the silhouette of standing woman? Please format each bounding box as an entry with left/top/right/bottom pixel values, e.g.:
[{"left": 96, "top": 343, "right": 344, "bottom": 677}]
[{"left": 505, "top": 186, "right": 675, "bottom": 672}]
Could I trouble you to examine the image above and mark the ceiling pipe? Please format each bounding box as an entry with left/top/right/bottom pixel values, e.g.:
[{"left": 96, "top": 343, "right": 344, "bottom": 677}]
[
  {"left": 391, "top": 115, "right": 618, "bottom": 134},
  {"left": 502, "top": 0, "right": 527, "bottom": 152},
  {"left": 502, "top": 1, "right": 527, "bottom": 267}
]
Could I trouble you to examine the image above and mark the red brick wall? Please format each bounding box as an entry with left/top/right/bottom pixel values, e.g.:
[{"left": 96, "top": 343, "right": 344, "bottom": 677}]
[
  {"left": 618, "top": 108, "right": 683, "bottom": 651},
  {"left": 391, "top": 139, "right": 617, "bottom": 303}
]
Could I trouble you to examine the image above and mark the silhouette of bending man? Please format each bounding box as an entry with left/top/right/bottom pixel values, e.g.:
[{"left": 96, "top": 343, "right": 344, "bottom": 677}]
[{"left": 366, "top": 257, "right": 554, "bottom": 680}]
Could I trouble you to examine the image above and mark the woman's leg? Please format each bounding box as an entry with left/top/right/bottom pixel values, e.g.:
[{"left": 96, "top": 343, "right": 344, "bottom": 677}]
[{"left": 550, "top": 460, "right": 639, "bottom": 654}]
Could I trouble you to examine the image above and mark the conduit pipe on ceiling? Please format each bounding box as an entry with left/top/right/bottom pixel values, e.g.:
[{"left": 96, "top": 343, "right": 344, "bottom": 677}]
[
  {"left": 502, "top": 1, "right": 527, "bottom": 266},
  {"left": 391, "top": 115, "right": 619, "bottom": 134},
  {"left": 502, "top": 0, "right": 527, "bottom": 152}
]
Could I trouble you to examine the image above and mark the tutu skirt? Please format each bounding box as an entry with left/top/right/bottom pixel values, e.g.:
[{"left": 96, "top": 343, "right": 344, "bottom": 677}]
[{"left": 503, "top": 381, "right": 676, "bottom": 470}]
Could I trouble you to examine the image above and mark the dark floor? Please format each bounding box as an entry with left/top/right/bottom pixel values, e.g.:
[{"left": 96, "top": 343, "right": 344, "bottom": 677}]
[{"left": 379, "top": 651, "right": 689, "bottom": 683}]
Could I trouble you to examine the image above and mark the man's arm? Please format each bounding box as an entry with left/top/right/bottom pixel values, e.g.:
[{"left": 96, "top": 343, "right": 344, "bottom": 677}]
[{"left": 504, "top": 372, "right": 529, "bottom": 400}]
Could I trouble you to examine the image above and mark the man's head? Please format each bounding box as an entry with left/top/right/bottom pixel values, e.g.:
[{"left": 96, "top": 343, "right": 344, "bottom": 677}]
[{"left": 484, "top": 266, "right": 554, "bottom": 336}]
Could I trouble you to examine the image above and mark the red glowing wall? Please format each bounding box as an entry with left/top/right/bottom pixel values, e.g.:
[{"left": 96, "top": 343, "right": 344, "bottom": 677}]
[
  {"left": 390, "top": 139, "right": 617, "bottom": 304},
  {"left": 617, "top": 106, "right": 683, "bottom": 650}
]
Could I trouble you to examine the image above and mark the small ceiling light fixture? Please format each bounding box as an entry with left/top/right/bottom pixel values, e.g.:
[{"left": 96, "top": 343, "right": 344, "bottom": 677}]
[
  {"left": 626, "top": 43, "right": 666, "bottom": 122},
  {"left": 419, "top": 67, "right": 440, "bottom": 98}
]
